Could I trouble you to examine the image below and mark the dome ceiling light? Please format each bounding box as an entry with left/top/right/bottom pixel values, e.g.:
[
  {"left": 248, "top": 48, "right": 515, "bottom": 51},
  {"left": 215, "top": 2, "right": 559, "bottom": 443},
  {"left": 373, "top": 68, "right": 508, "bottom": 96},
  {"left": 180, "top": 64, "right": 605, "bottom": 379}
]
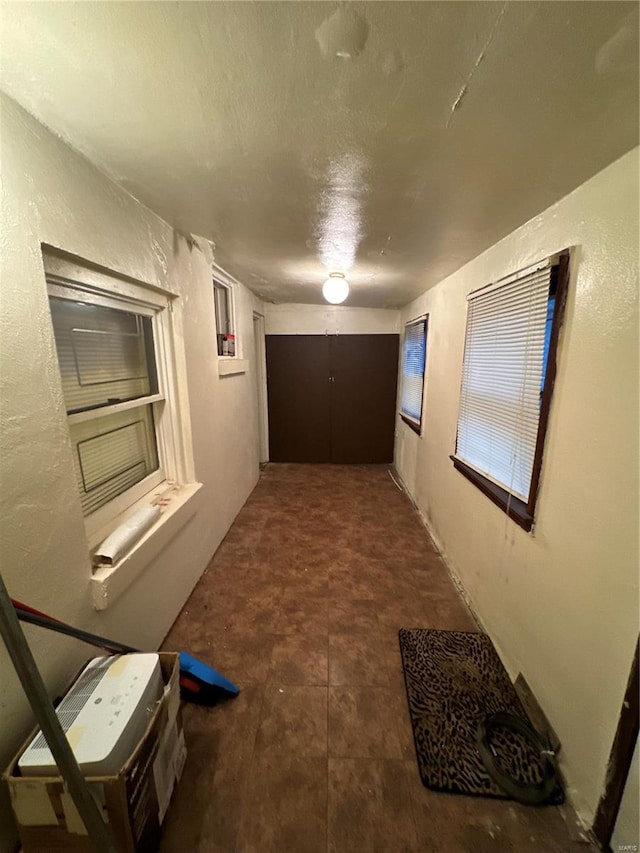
[{"left": 322, "top": 272, "right": 349, "bottom": 304}]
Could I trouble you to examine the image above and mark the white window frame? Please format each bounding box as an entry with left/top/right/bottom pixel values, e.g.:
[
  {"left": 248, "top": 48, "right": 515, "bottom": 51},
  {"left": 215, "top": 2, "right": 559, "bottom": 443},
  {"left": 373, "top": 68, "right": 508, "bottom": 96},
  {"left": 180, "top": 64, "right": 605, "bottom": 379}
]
[
  {"left": 400, "top": 314, "right": 428, "bottom": 435},
  {"left": 44, "top": 253, "right": 194, "bottom": 542},
  {"left": 212, "top": 266, "right": 237, "bottom": 359}
]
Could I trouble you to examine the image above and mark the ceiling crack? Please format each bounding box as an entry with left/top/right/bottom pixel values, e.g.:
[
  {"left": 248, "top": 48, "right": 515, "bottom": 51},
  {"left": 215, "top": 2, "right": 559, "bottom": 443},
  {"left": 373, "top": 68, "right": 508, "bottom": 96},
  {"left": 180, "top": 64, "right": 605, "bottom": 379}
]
[{"left": 446, "top": 1, "right": 508, "bottom": 128}]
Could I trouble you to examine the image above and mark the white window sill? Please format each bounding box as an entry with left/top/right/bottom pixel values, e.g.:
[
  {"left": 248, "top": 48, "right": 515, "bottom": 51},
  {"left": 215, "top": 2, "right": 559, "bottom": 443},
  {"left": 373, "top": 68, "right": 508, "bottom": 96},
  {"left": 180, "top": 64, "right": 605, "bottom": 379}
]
[
  {"left": 90, "top": 482, "right": 203, "bottom": 611},
  {"left": 218, "top": 358, "right": 249, "bottom": 376}
]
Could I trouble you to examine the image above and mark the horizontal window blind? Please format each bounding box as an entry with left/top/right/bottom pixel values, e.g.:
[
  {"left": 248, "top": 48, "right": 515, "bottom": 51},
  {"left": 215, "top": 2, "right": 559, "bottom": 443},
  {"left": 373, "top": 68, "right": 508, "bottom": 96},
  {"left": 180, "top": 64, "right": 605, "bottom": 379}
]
[
  {"left": 49, "top": 297, "right": 157, "bottom": 414},
  {"left": 401, "top": 318, "right": 427, "bottom": 425},
  {"left": 69, "top": 403, "right": 159, "bottom": 517},
  {"left": 455, "top": 265, "right": 553, "bottom": 502}
]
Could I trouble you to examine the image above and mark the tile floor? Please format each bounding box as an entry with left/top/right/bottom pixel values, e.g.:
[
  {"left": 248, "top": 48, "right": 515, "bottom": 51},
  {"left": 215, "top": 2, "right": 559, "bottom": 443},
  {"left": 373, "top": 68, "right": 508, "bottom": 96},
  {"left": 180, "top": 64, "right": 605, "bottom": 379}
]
[{"left": 160, "top": 464, "right": 591, "bottom": 852}]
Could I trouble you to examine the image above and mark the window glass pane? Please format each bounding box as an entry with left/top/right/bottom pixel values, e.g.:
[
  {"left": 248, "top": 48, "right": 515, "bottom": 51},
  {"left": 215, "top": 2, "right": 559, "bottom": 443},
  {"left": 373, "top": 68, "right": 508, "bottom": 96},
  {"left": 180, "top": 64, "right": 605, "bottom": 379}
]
[
  {"left": 214, "top": 282, "right": 231, "bottom": 356},
  {"left": 69, "top": 404, "right": 159, "bottom": 516},
  {"left": 49, "top": 297, "right": 157, "bottom": 414},
  {"left": 401, "top": 319, "right": 427, "bottom": 424},
  {"left": 541, "top": 294, "right": 556, "bottom": 392},
  {"left": 456, "top": 267, "right": 552, "bottom": 501}
]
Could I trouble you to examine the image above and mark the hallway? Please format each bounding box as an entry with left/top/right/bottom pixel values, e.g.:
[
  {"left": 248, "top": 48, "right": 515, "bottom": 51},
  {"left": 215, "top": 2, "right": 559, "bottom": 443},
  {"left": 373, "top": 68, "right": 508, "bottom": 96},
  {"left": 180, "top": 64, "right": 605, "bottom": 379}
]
[{"left": 160, "top": 464, "right": 587, "bottom": 852}]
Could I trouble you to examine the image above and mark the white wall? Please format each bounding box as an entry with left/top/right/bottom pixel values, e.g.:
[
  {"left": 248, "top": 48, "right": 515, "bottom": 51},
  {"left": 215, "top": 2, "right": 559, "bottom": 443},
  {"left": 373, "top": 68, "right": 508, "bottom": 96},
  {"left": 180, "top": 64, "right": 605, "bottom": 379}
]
[
  {"left": 0, "top": 95, "right": 263, "bottom": 850},
  {"left": 265, "top": 302, "right": 399, "bottom": 335},
  {"left": 395, "top": 148, "right": 639, "bottom": 825}
]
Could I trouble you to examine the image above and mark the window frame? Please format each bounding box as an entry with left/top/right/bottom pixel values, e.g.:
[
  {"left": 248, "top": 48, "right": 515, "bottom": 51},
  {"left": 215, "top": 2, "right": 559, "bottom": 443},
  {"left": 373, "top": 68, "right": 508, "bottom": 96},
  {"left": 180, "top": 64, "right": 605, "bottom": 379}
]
[
  {"left": 450, "top": 250, "right": 570, "bottom": 532},
  {"left": 400, "top": 314, "right": 429, "bottom": 436},
  {"left": 44, "top": 252, "right": 193, "bottom": 542},
  {"left": 212, "top": 274, "right": 237, "bottom": 358}
]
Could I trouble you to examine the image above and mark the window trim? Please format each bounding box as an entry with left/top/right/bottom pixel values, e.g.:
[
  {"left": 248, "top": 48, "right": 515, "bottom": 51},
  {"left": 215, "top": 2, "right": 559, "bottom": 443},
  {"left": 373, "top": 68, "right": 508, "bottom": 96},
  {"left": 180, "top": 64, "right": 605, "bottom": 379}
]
[
  {"left": 400, "top": 314, "right": 428, "bottom": 436},
  {"left": 401, "top": 414, "right": 422, "bottom": 436},
  {"left": 212, "top": 264, "right": 238, "bottom": 359},
  {"left": 44, "top": 251, "right": 195, "bottom": 542},
  {"left": 451, "top": 250, "right": 570, "bottom": 532}
]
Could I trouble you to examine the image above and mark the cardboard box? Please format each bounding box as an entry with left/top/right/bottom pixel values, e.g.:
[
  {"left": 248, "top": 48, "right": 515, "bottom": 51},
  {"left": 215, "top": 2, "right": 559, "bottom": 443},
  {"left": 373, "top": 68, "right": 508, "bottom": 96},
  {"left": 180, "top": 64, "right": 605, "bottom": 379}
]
[{"left": 4, "top": 652, "right": 186, "bottom": 852}]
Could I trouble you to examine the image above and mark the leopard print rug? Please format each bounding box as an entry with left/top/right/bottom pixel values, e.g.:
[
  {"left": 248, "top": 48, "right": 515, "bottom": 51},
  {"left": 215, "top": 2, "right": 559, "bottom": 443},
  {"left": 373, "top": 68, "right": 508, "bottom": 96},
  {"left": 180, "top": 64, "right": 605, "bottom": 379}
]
[{"left": 398, "top": 628, "right": 563, "bottom": 802}]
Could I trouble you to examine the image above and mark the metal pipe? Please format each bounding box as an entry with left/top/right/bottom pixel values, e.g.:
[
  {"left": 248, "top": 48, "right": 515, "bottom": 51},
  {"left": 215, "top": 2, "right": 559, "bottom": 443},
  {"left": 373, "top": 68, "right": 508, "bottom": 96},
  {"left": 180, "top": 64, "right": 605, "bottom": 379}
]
[
  {"left": 0, "top": 572, "right": 116, "bottom": 852},
  {"left": 14, "top": 607, "right": 136, "bottom": 655}
]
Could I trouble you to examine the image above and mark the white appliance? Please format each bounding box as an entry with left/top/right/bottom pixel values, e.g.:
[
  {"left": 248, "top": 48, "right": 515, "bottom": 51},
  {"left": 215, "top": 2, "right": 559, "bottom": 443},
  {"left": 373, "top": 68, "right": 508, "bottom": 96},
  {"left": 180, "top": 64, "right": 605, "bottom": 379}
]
[{"left": 19, "top": 653, "right": 163, "bottom": 777}]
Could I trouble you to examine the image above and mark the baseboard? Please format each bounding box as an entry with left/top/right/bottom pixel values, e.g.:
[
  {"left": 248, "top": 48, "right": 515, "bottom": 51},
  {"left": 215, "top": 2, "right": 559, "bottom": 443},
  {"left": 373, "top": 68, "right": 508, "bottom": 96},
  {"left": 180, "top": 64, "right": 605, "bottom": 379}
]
[{"left": 514, "top": 672, "right": 562, "bottom": 753}]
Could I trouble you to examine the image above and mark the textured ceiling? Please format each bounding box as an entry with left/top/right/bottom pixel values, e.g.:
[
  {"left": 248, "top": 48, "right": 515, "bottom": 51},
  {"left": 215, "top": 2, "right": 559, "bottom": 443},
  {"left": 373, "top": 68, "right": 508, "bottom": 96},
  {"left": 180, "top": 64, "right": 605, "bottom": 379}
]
[{"left": 1, "top": 2, "right": 638, "bottom": 307}]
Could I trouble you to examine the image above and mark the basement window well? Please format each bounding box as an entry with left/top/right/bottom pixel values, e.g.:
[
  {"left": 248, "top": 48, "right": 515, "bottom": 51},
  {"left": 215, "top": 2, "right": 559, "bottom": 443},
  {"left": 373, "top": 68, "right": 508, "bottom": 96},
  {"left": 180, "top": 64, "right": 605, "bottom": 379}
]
[
  {"left": 44, "top": 249, "right": 201, "bottom": 604},
  {"left": 451, "top": 250, "right": 570, "bottom": 532}
]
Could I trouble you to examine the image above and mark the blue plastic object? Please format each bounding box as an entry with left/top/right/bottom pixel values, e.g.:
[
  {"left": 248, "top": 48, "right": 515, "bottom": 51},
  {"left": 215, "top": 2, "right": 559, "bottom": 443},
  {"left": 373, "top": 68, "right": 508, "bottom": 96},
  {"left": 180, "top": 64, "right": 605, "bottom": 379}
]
[{"left": 178, "top": 651, "right": 240, "bottom": 703}]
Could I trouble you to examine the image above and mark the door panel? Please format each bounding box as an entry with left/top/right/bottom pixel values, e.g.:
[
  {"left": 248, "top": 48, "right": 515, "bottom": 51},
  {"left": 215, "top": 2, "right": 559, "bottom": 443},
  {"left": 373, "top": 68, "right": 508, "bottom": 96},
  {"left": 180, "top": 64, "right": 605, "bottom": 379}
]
[
  {"left": 266, "top": 335, "right": 331, "bottom": 462},
  {"left": 331, "top": 334, "right": 399, "bottom": 463},
  {"left": 266, "top": 334, "right": 399, "bottom": 464}
]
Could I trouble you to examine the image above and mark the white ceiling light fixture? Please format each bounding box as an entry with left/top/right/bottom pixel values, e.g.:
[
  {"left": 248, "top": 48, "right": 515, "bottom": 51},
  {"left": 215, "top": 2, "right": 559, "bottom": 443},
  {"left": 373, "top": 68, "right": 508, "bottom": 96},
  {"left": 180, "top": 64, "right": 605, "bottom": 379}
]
[{"left": 322, "top": 272, "right": 349, "bottom": 304}]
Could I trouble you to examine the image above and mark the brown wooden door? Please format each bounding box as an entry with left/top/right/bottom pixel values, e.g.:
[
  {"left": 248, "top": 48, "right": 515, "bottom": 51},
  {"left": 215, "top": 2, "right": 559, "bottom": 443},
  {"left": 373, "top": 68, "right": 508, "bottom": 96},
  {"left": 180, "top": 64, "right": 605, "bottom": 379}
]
[
  {"left": 266, "top": 334, "right": 399, "bottom": 463},
  {"left": 330, "top": 334, "right": 399, "bottom": 463},
  {"left": 266, "top": 335, "right": 331, "bottom": 462}
]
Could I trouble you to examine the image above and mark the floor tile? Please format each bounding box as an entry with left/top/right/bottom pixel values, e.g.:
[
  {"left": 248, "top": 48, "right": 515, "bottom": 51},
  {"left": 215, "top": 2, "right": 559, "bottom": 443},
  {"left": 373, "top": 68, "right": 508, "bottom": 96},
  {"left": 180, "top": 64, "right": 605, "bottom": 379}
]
[
  {"left": 329, "top": 632, "right": 397, "bottom": 686},
  {"left": 387, "top": 675, "right": 418, "bottom": 762},
  {"left": 279, "top": 593, "right": 330, "bottom": 634},
  {"left": 254, "top": 685, "right": 328, "bottom": 756},
  {"left": 379, "top": 593, "right": 478, "bottom": 637},
  {"left": 268, "top": 634, "right": 328, "bottom": 684},
  {"left": 236, "top": 756, "right": 327, "bottom": 853},
  {"left": 181, "top": 683, "right": 265, "bottom": 776},
  {"left": 329, "top": 597, "right": 380, "bottom": 633},
  {"left": 161, "top": 762, "right": 248, "bottom": 852},
  {"left": 328, "top": 569, "right": 377, "bottom": 600},
  {"left": 223, "top": 587, "right": 285, "bottom": 633},
  {"left": 328, "top": 758, "right": 419, "bottom": 853},
  {"left": 284, "top": 564, "right": 330, "bottom": 596},
  {"left": 164, "top": 632, "right": 274, "bottom": 686},
  {"left": 213, "top": 541, "right": 256, "bottom": 569},
  {"left": 328, "top": 686, "right": 404, "bottom": 758},
  {"left": 421, "top": 595, "right": 478, "bottom": 631},
  {"left": 222, "top": 519, "right": 265, "bottom": 549}
]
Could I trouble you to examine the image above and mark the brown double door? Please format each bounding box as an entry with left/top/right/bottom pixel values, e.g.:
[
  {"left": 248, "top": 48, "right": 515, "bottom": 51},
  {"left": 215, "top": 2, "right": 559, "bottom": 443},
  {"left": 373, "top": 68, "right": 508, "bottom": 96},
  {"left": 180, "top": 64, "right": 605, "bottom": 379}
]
[{"left": 266, "top": 334, "right": 399, "bottom": 463}]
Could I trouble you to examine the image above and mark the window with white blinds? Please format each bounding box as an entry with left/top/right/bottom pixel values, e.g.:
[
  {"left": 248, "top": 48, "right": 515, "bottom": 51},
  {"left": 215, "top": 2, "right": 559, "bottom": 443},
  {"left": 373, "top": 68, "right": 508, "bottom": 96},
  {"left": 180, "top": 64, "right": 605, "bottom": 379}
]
[
  {"left": 400, "top": 317, "right": 428, "bottom": 430},
  {"left": 454, "top": 254, "right": 565, "bottom": 516},
  {"left": 47, "top": 279, "right": 166, "bottom": 527}
]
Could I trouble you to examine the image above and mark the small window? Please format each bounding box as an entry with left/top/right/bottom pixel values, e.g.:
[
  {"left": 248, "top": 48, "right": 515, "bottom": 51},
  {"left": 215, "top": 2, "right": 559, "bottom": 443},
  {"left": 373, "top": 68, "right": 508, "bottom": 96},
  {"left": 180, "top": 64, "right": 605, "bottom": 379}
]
[
  {"left": 400, "top": 316, "right": 428, "bottom": 434},
  {"left": 213, "top": 280, "right": 235, "bottom": 357},
  {"left": 451, "top": 250, "right": 570, "bottom": 531},
  {"left": 45, "top": 253, "right": 193, "bottom": 540}
]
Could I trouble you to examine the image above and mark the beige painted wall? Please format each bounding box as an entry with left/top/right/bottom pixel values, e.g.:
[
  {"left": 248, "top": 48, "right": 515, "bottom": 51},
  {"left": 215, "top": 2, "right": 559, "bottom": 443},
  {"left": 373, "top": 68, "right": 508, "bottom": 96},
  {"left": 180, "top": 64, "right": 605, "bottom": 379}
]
[
  {"left": 265, "top": 302, "right": 400, "bottom": 335},
  {"left": 395, "top": 148, "right": 639, "bottom": 825},
  {"left": 0, "top": 96, "right": 263, "bottom": 849}
]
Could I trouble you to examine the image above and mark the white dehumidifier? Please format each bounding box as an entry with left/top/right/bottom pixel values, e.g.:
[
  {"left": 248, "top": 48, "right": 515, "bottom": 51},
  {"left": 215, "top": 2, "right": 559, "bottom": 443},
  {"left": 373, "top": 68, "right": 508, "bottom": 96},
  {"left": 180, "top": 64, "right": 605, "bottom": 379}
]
[{"left": 19, "top": 653, "right": 163, "bottom": 777}]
